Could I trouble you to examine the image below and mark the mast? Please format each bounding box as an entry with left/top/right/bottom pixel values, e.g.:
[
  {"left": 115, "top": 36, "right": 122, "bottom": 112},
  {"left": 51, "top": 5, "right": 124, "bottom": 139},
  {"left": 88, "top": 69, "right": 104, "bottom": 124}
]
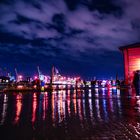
[
  {"left": 50, "top": 65, "right": 55, "bottom": 90},
  {"left": 37, "top": 66, "right": 41, "bottom": 77},
  {"left": 51, "top": 66, "right": 54, "bottom": 84}
]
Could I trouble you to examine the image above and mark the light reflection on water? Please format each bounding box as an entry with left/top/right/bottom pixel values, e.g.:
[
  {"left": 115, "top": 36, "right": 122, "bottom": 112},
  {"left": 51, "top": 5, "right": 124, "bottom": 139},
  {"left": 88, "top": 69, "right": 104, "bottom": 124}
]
[
  {"left": 0, "top": 94, "right": 8, "bottom": 125},
  {"left": 14, "top": 94, "right": 22, "bottom": 124},
  {"left": 0, "top": 88, "right": 140, "bottom": 140}
]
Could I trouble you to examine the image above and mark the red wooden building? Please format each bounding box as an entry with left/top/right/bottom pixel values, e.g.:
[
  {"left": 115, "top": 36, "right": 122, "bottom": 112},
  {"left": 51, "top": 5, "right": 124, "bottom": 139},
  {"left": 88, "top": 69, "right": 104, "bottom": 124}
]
[{"left": 120, "top": 43, "right": 140, "bottom": 84}]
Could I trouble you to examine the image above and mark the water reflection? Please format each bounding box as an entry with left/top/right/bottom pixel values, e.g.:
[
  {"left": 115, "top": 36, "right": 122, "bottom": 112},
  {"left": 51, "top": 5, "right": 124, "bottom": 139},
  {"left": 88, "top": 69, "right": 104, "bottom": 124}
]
[
  {"left": 0, "top": 94, "right": 8, "bottom": 125},
  {"left": 14, "top": 94, "right": 22, "bottom": 124},
  {"left": 32, "top": 93, "right": 37, "bottom": 124},
  {"left": 0, "top": 89, "right": 135, "bottom": 124},
  {"left": 0, "top": 88, "right": 140, "bottom": 139}
]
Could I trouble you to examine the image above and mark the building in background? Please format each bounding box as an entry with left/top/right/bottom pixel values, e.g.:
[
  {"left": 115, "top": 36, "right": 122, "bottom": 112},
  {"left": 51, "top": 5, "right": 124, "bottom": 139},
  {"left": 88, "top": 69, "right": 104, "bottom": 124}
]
[
  {"left": 0, "top": 76, "right": 10, "bottom": 83},
  {"left": 120, "top": 43, "right": 140, "bottom": 84}
]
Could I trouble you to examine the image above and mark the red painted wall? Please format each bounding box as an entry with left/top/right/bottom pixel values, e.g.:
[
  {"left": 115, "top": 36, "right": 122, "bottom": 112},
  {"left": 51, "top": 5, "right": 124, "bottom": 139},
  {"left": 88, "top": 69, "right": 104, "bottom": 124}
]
[{"left": 123, "top": 47, "right": 140, "bottom": 84}]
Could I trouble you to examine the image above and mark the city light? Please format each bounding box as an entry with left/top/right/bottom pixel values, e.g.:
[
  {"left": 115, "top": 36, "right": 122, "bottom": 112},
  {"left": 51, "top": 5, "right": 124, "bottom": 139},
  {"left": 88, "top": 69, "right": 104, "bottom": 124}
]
[
  {"left": 34, "top": 76, "right": 38, "bottom": 80},
  {"left": 17, "top": 85, "right": 23, "bottom": 89}
]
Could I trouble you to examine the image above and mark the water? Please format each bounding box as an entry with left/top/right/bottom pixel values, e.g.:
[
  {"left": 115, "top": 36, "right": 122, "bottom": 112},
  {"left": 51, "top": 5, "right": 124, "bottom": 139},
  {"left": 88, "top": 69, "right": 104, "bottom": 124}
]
[{"left": 0, "top": 88, "right": 140, "bottom": 140}]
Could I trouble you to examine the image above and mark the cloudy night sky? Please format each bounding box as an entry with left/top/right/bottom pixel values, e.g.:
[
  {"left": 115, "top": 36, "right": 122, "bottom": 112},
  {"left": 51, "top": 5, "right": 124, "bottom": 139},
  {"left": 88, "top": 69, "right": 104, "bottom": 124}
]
[{"left": 0, "top": 0, "right": 140, "bottom": 79}]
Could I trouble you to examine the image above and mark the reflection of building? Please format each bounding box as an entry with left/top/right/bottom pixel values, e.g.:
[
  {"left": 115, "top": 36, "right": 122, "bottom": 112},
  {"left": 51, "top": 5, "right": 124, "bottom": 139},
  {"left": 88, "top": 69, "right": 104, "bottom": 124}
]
[{"left": 120, "top": 43, "right": 140, "bottom": 84}]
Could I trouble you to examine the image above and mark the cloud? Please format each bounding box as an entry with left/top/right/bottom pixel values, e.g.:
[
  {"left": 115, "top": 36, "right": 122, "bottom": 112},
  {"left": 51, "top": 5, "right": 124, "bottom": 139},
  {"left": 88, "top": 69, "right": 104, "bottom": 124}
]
[{"left": 0, "top": 0, "right": 140, "bottom": 77}]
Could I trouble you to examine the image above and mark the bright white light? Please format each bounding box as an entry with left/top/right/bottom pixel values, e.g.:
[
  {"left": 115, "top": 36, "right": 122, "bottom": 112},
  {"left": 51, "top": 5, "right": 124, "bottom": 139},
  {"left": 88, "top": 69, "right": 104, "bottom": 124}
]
[
  {"left": 34, "top": 76, "right": 38, "bottom": 80},
  {"left": 18, "top": 75, "right": 22, "bottom": 78}
]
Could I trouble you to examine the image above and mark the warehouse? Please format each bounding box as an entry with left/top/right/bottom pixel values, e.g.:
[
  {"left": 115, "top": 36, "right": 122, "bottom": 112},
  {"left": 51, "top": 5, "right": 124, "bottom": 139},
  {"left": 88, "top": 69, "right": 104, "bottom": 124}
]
[{"left": 120, "top": 43, "right": 140, "bottom": 85}]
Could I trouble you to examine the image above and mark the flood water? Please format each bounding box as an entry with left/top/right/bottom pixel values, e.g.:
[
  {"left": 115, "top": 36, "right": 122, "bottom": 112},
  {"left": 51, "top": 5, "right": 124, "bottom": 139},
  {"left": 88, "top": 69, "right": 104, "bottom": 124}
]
[{"left": 0, "top": 88, "right": 140, "bottom": 140}]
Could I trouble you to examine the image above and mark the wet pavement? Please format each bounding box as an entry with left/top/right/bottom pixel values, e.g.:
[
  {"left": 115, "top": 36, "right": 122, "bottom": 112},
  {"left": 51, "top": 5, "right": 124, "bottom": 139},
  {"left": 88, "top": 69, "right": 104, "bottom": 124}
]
[{"left": 0, "top": 88, "right": 140, "bottom": 140}]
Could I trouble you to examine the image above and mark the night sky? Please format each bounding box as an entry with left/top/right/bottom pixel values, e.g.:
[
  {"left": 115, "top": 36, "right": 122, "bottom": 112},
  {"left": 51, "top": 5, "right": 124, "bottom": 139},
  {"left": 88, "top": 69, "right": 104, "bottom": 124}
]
[{"left": 0, "top": 0, "right": 140, "bottom": 79}]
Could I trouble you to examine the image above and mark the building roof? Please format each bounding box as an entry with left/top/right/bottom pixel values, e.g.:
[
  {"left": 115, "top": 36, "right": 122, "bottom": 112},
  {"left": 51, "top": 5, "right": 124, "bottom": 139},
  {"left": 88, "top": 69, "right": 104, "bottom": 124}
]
[{"left": 119, "top": 43, "right": 140, "bottom": 50}]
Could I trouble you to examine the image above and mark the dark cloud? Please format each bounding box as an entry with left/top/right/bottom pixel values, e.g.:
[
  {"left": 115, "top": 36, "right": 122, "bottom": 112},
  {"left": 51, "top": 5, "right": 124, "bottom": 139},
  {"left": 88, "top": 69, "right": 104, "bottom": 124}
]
[
  {"left": 0, "top": 0, "right": 10, "bottom": 4},
  {"left": 0, "top": 31, "right": 30, "bottom": 44},
  {"left": 0, "top": 0, "right": 140, "bottom": 78},
  {"left": 85, "top": 0, "right": 122, "bottom": 15},
  {"left": 51, "top": 13, "right": 66, "bottom": 33},
  {"left": 14, "top": 14, "right": 38, "bottom": 24},
  {"left": 131, "top": 19, "right": 140, "bottom": 30},
  {"left": 64, "top": 0, "right": 80, "bottom": 10}
]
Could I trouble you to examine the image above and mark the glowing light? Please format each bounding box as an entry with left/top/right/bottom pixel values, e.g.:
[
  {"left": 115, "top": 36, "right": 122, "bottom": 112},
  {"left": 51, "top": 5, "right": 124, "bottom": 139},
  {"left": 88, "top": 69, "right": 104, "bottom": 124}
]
[
  {"left": 112, "top": 86, "right": 117, "bottom": 90},
  {"left": 14, "top": 94, "right": 22, "bottom": 124},
  {"left": 17, "top": 85, "right": 23, "bottom": 89},
  {"left": 33, "top": 85, "right": 37, "bottom": 89},
  {"left": 136, "top": 59, "right": 140, "bottom": 70},
  {"left": 117, "top": 89, "right": 120, "bottom": 97},
  {"left": 58, "top": 92, "right": 65, "bottom": 123},
  {"left": 39, "top": 75, "right": 45, "bottom": 81},
  {"left": 101, "top": 80, "right": 106, "bottom": 87},
  {"left": 42, "top": 94, "right": 46, "bottom": 120},
  {"left": 88, "top": 90, "right": 92, "bottom": 97},
  {"left": 0, "top": 94, "right": 8, "bottom": 125},
  {"left": 17, "top": 75, "right": 23, "bottom": 82},
  {"left": 19, "top": 75, "right": 22, "bottom": 79},
  {"left": 32, "top": 93, "right": 37, "bottom": 124},
  {"left": 34, "top": 76, "right": 38, "bottom": 80},
  {"left": 41, "top": 86, "right": 44, "bottom": 91},
  {"left": 95, "top": 99, "right": 101, "bottom": 121}
]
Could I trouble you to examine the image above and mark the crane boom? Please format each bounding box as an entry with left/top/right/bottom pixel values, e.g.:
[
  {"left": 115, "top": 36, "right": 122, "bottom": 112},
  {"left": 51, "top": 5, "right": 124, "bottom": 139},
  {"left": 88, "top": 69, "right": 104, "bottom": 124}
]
[{"left": 15, "top": 68, "right": 18, "bottom": 81}]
